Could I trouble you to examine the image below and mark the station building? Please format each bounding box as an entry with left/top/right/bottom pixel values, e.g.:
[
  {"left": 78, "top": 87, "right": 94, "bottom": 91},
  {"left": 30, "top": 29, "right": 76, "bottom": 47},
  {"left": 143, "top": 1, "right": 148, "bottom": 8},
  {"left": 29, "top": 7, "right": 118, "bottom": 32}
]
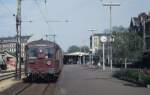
[{"left": 63, "top": 52, "right": 89, "bottom": 64}]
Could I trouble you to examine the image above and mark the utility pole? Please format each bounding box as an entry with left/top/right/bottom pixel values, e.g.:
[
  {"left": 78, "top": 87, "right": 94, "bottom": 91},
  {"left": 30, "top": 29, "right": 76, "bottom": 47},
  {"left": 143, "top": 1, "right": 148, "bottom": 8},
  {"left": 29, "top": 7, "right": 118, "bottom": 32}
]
[
  {"left": 16, "top": 0, "right": 22, "bottom": 79},
  {"left": 45, "top": 0, "right": 47, "bottom": 4},
  {"left": 103, "top": 2, "right": 120, "bottom": 71}
]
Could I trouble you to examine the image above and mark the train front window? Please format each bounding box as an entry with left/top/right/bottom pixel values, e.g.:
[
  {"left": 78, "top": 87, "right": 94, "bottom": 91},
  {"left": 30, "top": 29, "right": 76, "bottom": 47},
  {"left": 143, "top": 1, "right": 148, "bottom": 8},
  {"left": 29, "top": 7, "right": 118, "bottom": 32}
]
[
  {"left": 28, "top": 48, "right": 37, "bottom": 58},
  {"left": 43, "top": 48, "right": 54, "bottom": 58}
]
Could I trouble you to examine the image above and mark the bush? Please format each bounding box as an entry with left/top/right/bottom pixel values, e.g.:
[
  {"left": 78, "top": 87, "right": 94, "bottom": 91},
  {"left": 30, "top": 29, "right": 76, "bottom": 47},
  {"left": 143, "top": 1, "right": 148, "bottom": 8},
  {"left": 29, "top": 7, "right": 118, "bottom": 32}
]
[{"left": 113, "top": 69, "right": 150, "bottom": 85}]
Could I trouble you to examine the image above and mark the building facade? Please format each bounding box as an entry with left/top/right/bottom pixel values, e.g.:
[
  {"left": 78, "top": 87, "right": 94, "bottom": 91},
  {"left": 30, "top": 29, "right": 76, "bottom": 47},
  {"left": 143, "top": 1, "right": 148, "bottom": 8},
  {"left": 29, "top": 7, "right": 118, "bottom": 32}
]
[
  {"left": 129, "top": 12, "right": 150, "bottom": 51},
  {"left": 0, "top": 35, "right": 31, "bottom": 59},
  {"left": 90, "top": 33, "right": 111, "bottom": 64},
  {"left": 90, "top": 33, "right": 110, "bottom": 54}
]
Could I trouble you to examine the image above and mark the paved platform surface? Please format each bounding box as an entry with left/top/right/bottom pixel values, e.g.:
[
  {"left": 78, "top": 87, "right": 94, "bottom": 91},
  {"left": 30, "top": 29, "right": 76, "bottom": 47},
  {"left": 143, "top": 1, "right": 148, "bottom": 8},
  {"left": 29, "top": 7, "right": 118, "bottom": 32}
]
[{"left": 56, "top": 65, "right": 150, "bottom": 95}]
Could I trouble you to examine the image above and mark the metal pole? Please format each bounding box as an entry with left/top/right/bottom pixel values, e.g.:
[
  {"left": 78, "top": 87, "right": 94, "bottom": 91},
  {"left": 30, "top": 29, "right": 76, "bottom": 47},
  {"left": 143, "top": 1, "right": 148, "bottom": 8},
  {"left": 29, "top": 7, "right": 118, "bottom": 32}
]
[
  {"left": 143, "top": 21, "right": 146, "bottom": 51},
  {"left": 16, "top": 0, "right": 22, "bottom": 79},
  {"left": 83, "top": 48, "right": 86, "bottom": 65},
  {"left": 110, "top": 5, "right": 113, "bottom": 70},
  {"left": 91, "top": 31, "right": 94, "bottom": 65},
  {"left": 103, "top": 2, "right": 120, "bottom": 71},
  {"left": 102, "top": 43, "right": 105, "bottom": 70}
]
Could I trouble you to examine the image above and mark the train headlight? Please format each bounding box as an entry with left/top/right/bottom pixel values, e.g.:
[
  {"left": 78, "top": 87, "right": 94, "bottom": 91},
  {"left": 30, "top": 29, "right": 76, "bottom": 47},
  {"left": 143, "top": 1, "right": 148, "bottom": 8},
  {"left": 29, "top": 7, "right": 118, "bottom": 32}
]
[{"left": 47, "top": 61, "right": 52, "bottom": 65}]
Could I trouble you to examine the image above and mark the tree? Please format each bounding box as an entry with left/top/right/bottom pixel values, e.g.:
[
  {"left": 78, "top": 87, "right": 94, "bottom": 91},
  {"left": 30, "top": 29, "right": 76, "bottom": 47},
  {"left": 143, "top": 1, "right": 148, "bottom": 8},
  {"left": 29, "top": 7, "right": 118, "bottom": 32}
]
[
  {"left": 112, "top": 26, "right": 143, "bottom": 65},
  {"left": 80, "top": 46, "right": 89, "bottom": 53},
  {"left": 67, "top": 45, "right": 80, "bottom": 53}
]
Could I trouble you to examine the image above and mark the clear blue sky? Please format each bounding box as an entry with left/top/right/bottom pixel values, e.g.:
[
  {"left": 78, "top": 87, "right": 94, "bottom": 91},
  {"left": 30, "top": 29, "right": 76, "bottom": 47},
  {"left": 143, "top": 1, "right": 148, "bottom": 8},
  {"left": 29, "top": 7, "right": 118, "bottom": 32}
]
[{"left": 0, "top": 0, "right": 150, "bottom": 51}]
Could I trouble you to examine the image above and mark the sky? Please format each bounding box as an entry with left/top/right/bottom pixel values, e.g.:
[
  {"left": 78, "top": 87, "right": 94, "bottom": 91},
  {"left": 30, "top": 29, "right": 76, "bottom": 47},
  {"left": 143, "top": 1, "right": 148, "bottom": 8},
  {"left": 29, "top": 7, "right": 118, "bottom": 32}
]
[{"left": 0, "top": 0, "right": 150, "bottom": 51}]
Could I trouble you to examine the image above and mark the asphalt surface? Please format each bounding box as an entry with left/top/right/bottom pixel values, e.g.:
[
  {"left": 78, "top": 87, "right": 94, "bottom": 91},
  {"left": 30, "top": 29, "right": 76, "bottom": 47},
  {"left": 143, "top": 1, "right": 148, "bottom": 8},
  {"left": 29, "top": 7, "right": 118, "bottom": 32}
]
[
  {"left": 0, "top": 65, "right": 150, "bottom": 95},
  {"left": 55, "top": 65, "right": 150, "bottom": 95}
]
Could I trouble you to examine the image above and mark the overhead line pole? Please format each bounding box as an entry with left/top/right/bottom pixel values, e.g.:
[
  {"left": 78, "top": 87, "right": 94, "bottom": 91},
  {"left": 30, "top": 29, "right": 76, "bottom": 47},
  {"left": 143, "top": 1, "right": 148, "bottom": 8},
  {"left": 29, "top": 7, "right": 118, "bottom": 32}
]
[
  {"left": 103, "top": 2, "right": 120, "bottom": 70},
  {"left": 16, "top": 0, "right": 22, "bottom": 79}
]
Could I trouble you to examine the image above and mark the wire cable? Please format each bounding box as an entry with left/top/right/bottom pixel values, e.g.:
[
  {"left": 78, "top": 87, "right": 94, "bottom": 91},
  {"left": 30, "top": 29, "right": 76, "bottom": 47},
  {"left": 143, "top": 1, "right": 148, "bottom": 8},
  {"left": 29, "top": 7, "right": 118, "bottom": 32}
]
[
  {"left": 0, "top": 0, "right": 14, "bottom": 15},
  {"left": 33, "top": 0, "right": 48, "bottom": 23},
  {"left": 33, "top": 0, "right": 54, "bottom": 39}
]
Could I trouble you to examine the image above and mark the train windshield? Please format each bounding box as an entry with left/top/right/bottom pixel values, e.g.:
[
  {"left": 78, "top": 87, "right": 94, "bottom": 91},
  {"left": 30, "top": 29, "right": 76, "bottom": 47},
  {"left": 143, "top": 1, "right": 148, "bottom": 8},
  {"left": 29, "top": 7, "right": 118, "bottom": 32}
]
[
  {"left": 43, "top": 48, "right": 54, "bottom": 58},
  {"left": 28, "top": 48, "right": 38, "bottom": 59}
]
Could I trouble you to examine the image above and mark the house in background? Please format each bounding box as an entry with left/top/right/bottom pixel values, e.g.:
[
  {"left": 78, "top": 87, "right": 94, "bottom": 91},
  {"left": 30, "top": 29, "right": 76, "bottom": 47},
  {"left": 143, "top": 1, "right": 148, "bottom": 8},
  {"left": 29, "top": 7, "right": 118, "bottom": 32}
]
[
  {"left": 0, "top": 35, "right": 31, "bottom": 60},
  {"left": 129, "top": 12, "right": 150, "bottom": 51}
]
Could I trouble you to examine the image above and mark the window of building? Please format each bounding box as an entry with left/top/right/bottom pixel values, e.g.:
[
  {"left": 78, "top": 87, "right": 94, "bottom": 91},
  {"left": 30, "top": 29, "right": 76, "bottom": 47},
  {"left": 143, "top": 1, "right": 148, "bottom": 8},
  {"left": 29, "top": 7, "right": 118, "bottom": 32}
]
[{"left": 94, "top": 37, "right": 99, "bottom": 48}]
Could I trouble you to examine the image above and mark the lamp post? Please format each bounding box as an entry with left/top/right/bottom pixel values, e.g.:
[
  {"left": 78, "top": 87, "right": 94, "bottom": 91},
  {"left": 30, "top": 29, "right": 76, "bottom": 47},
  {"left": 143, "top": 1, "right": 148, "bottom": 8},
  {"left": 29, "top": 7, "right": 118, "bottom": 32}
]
[
  {"left": 103, "top": 2, "right": 120, "bottom": 70},
  {"left": 110, "top": 36, "right": 114, "bottom": 70},
  {"left": 100, "top": 36, "right": 107, "bottom": 70}
]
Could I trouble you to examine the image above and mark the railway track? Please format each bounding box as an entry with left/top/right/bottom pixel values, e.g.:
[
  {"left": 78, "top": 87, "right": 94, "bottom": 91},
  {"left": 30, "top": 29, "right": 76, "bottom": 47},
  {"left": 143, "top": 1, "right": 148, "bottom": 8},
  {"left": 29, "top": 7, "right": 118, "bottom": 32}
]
[
  {"left": 13, "top": 83, "right": 56, "bottom": 95},
  {"left": 0, "top": 72, "right": 16, "bottom": 81},
  {"left": 0, "top": 72, "right": 25, "bottom": 81},
  {"left": 13, "top": 83, "right": 32, "bottom": 95},
  {"left": 0, "top": 70, "right": 15, "bottom": 73}
]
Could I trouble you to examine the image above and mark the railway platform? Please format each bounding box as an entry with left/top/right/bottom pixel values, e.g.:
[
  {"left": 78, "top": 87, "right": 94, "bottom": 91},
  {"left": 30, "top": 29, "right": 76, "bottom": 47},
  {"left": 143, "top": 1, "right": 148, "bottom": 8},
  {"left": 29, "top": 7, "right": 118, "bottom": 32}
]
[{"left": 0, "top": 65, "right": 150, "bottom": 95}]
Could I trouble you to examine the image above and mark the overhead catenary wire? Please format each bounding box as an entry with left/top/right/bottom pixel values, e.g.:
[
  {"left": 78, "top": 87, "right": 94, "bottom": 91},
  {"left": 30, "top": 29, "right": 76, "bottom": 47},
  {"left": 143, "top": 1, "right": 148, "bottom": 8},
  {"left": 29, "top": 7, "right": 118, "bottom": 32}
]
[
  {"left": 0, "top": 0, "right": 15, "bottom": 15},
  {"left": 33, "top": 0, "right": 54, "bottom": 39},
  {"left": 33, "top": 0, "right": 48, "bottom": 23}
]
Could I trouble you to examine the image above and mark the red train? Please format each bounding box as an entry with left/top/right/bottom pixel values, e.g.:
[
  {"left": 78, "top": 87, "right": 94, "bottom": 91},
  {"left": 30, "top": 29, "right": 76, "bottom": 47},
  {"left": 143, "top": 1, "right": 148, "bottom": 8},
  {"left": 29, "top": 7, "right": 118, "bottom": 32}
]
[{"left": 25, "top": 39, "right": 63, "bottom": 81}]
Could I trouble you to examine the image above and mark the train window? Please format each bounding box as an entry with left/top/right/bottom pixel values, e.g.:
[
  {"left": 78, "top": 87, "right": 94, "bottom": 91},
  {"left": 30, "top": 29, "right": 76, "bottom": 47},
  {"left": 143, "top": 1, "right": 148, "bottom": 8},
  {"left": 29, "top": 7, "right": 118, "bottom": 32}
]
[
  {"left": 43, "top": 48, "right": 53, "bottom": 58},
  {"left": 28, "top": 48, "right": 37, "bottom": 58}
]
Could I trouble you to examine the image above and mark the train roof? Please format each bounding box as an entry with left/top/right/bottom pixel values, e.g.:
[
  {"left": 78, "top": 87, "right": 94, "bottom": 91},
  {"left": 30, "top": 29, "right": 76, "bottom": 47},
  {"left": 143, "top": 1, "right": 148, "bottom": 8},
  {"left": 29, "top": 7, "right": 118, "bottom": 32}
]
[{"left": 26, "top": 39, "right": 60, "bottom": 49}]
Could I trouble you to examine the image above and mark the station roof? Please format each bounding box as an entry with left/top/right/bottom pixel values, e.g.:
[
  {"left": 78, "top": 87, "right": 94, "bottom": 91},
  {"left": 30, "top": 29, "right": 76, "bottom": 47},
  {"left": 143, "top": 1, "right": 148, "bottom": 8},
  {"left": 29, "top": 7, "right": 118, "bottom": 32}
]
[{"left": 64, "top": 52, "right": 89, "bottom": 56}]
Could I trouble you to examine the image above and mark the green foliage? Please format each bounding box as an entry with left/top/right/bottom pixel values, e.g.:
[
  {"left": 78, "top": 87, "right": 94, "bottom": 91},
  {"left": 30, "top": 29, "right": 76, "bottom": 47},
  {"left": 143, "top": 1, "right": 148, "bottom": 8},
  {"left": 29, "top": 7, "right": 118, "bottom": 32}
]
[
  {"left": 67, "top": 45, "right": 89, "bottom": 53},
  {"left": 113, "top": 69, "right": 150, "bottom": 85},
  {"left": 112, "top": 26, "right": 143, "bottom": 64},
  {"left": 126, "top": 70, "right": 139, "bottom": 80},
  {"left": 80, "top": 46, "right": 89, "bottom": 53},
  {"left": 67, "top": 45, "right": 80, "bottom": 53}
]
